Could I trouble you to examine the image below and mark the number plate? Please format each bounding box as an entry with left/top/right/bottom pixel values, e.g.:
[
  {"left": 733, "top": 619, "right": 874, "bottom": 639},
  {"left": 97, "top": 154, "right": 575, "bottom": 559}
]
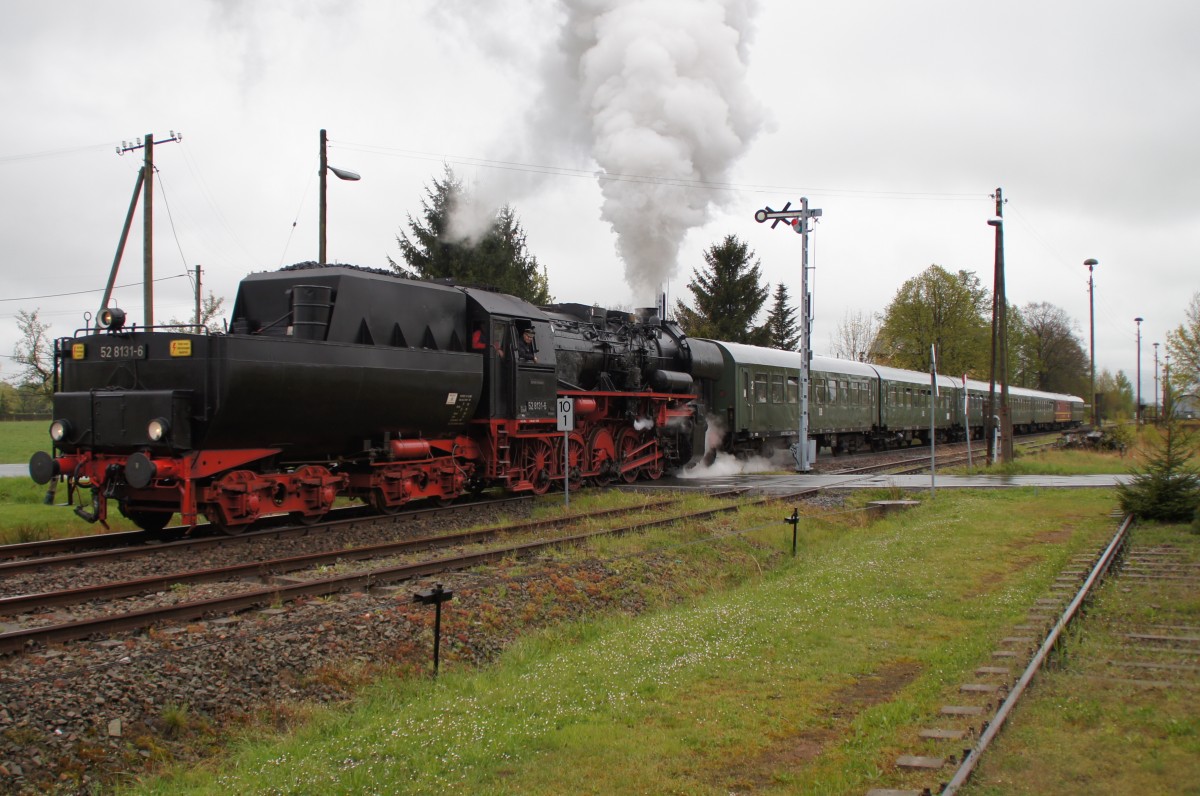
[{"left": 98, "top": 343, "right": 148, "bottom": 360}]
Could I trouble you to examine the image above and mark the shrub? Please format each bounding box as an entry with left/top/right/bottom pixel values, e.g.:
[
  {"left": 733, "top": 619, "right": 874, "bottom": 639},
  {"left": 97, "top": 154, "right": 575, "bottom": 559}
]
[{"left": 1116, "top": 419, "right": 1200, "bottom": 522}]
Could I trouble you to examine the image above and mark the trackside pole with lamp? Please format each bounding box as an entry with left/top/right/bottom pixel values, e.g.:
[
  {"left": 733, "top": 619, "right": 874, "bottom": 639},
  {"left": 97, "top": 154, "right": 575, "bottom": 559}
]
[
  {"left": 962, "top": 374, "right": 972, "bottom": 469},
  {"left": 557, "top": 397, "right": 574, "bottom": 506},
  {"left": 929, "top": 344, "right": 938, "bottom": 498},
  {"left": 785, "top": 508, "right": 800, "bottom": 557},
  {"left": 754, "top": 198, "right": 822, "bottom": 473}
]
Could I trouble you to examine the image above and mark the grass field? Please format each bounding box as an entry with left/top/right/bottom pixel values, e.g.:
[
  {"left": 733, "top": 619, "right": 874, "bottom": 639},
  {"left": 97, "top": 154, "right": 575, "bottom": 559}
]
[
  {"left": 125, "top": 488, "right": 1169, "bottom": 796},
  {"left": 0, "top": 421, "right": 140, "bottom": 541},
  {"left": 0, "top": 419, "right": 46, "bottom": 464}
]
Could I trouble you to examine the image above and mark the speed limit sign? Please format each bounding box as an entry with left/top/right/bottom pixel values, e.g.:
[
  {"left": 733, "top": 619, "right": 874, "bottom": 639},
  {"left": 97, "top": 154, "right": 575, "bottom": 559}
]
[{"left": 557, "top": 397, "right": 575, "bottom": 431}]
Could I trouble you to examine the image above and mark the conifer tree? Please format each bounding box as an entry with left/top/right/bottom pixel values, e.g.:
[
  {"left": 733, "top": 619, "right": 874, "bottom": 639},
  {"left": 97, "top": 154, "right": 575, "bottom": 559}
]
[
  {"left": 1116, "top": 412, "right": 1200, "bottom": 522},
  {"left": 763, "top": 282, "right": 800, "bottom": 351},
  {"left": 674, "top": 234, "right": 768, "bottom": 344},
  {"left": 391, "top": 166, "right": 551, "bottom": 305}
]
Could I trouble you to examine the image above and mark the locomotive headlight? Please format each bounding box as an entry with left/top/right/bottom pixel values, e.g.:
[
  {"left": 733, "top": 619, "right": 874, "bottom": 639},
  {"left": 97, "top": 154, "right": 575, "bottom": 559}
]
[
  {"left": 147, "top": 417, "right": 170, "bottom": 443},
  {"left": 49, "top": 419, "right": 70, "bottom": 443},
  {"left": 100, "top": 307, "right": 126, "bottom": 331}
]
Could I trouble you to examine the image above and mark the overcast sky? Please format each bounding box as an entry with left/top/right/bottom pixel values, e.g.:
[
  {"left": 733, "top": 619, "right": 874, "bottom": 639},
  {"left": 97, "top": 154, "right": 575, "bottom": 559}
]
[{"left": 2, "top": 0, "right": 1196, "bottom": 400}]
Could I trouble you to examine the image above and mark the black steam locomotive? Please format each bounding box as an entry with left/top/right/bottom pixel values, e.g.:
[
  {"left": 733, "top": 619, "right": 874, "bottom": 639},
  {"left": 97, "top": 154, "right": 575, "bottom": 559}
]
[{"left": 29, "top": 264, "right": 721, "bottom": 532}]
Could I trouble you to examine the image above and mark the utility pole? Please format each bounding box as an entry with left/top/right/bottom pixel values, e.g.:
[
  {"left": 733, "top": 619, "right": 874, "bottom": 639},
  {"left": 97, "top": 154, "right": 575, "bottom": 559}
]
[
  {"left": 986, "top": 188, "right": 1010, "bottom": 464},
  {"left": 1153, "top": 341, "right": 1160, "bottom": 423},
  {"left": 1085, "top": 258, "right": 1098, "bottom": 426},
  {"left": 755, "top": 198, "right": 822, "bottom": 472},
  {"left": 115, "top": 131, "right": 182, "bottom": 328},
  {"left": 318, "top": 129, "right": 361, "bottom": 265},
  {"left": 194, "top": 265, "right": 203, "bottom": 333},
  {"left": 319, "top": 129, "right": 329, "bottom": 265},
  {"left": 1135, "top": 317, "right": 1144, "bottom": 423}
]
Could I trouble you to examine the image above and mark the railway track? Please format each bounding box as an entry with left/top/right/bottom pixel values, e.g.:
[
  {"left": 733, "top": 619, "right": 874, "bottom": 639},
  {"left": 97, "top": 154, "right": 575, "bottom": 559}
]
[
  {"left": 866, "top": 513, "right": 1137, "bottom": 796},
  {"left": 2, "top": 488, "right": 793, "bottom": 655},
  {"left": 0, "top": 495, "right": 532, "bottom": 566},
  {"left": 819, "top": 434, "right": 1058, "bottom": 477}
]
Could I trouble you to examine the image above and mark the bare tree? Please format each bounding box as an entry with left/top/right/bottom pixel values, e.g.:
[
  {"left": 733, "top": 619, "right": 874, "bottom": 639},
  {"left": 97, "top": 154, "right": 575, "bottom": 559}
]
[
  {"left": 8, "top": 308, "right": 55, "bottom": 409},
  {"left": 827, "top": 309, "right": 879, "bottom": 362},
  {"left": 10, "top": 309, "right": 54, "bottom": 386},
  {"left": 168, "top": 291, "right": 227, "bottom": 333}
]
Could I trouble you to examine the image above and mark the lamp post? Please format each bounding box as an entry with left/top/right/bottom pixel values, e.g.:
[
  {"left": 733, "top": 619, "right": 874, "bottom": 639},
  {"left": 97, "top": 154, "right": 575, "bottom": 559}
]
[
  {"left": 318, "top": 129, "right": 361, "bottom": 265},
  {"left": 1134, "top": 317, "right": 1143, "bottom": 423},
  {"left": 1164, "top": 353, "right": 1172, "bottom": 420},
  {"left": 1084, "top": 258, "right": 1098, "bottom": 426},
  {"left": 1153, "top": 342, "right": 1160, "bottom": 423}
]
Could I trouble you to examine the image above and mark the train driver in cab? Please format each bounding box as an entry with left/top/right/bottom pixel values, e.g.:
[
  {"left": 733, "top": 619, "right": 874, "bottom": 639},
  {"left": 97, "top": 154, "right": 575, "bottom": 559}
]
[{"left": 516, "top": 326, "right": 538, "bottom": 363}]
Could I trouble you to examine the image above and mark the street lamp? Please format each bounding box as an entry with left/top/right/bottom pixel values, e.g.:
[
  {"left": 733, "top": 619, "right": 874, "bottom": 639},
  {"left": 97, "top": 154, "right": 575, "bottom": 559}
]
[
  {"left": 1134, "top": 317, "right": 1143, "bottom": 423},
  {"left": 1084, "top": 258, "right": 1098, "bottom": 426},
  {"left": 1153, "top": 342, "right": 1160, "bottom": 423},
  {"left": 318, "top": 128, "right": 361, "bottom": 264}
]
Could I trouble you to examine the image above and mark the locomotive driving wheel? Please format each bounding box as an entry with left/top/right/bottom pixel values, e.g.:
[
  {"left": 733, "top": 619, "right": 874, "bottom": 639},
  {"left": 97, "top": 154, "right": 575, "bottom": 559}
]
[
  {"left": 617, "top": 427, "right": 642, "bottom": 484},
  {"left": 587, "top": 427, "right": 617, "bottom": 486},
  {"left": 563, "top": 432, "right": 587, "bottom": 490},
  {"left": 519, "top": 438, "right": 555, "bottom": 495}
]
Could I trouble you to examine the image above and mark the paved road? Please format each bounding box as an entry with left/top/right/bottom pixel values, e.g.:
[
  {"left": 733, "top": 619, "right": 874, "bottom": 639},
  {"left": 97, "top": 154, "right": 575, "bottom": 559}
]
[
  {"left": 0, "top": 464, "right": 28, "bottom": 478},
  {"left": 638, "top": 472, "right": 1130, "bottom": 493}
]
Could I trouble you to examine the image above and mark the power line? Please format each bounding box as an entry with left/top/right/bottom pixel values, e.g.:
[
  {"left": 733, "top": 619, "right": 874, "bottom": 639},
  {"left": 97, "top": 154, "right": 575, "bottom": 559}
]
[
  {"left": 336, "top": 140, "right": 983, "bottom": 202},
  {"left": 0, "top": 274, "right": 189, "bottom": 303},
  {"left": 0, "top": 142, "right": 113, "bottom": 165}
]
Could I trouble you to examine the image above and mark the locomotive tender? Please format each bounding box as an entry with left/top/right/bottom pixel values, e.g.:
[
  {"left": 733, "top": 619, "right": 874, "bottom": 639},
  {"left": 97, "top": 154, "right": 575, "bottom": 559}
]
[{"left": 29, "top": 263, "right": 1083, "bottom": 533}]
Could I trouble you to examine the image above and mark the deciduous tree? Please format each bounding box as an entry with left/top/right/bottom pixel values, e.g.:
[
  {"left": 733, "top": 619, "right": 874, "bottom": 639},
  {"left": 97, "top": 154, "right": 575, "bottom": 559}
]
[
  {"left": 876, "top": 265, "right": 990, "bottom": 375},
  {"left": 168, "top": 291, "right": 226, "bottom": 333},
  {"left": 1013, "top": 301, "right": 1088, "bottom": 394},
  {"left": 9, "top": 309, "right": 54, "bottom": 403},
  {"left": 1166, "top": 291, "right": 1199, "bottom": 394}
]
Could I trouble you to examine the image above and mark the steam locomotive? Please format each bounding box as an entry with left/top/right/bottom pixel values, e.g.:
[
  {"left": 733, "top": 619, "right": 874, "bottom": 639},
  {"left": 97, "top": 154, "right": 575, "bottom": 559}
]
[
  {"left": 28, "top": 264, "right": 720, "bottom": 532},
  {"left": 28, "top": 263, "right": 1084, "bottom": 533}
]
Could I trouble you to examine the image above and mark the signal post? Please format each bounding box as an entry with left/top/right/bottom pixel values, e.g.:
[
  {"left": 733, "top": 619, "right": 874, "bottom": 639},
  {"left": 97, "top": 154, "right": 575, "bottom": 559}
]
[{"left": 755, "top": 198, "right": 822, "bottom": 472}]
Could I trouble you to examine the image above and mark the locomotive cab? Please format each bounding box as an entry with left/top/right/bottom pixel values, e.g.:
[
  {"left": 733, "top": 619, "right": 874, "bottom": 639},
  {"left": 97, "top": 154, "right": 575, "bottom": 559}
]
[{"left": 463, "top": 290, "right": 556, "bottom": 422}]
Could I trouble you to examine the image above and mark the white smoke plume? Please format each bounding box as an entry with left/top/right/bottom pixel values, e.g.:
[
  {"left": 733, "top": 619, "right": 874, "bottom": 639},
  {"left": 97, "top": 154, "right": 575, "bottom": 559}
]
[
  {"left": 559, "top": 0, "right": 766, "bottom": 298},
  {"left": 678, "top": 412, "right": 775, "bottom": 478},
  {"left": 449, "top": 0, "right": 766, "bottom": 299}
]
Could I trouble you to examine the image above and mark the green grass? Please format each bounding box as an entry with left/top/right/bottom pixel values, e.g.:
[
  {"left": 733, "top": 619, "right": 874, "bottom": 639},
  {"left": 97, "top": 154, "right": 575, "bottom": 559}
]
[
  {"left": 0, "top": 418, "right": 47, "bottom": 464},
  {"left": 129, "top": 488, "right": 1122, "bottom": 795},
  {"left": 0, "top": 476, "right": 141, "bottom": 542}
]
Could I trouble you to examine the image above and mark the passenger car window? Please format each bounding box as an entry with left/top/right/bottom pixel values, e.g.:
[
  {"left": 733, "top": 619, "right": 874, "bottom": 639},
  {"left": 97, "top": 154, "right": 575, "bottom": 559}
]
[{"left": 754, "top": 373, "right": 768, "bottom": 404}]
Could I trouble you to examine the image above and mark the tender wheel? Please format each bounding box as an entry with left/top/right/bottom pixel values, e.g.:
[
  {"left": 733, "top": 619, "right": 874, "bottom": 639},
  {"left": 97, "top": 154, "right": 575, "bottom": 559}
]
[
  {"left": 201, "top": 506, "right": 244, "bottom": 536},
  {"left": 120, "top": 507, "right": 172, "bottom": 534},
  {"left": 371, "top": 490, "right": 404, "bottom": 516}
]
